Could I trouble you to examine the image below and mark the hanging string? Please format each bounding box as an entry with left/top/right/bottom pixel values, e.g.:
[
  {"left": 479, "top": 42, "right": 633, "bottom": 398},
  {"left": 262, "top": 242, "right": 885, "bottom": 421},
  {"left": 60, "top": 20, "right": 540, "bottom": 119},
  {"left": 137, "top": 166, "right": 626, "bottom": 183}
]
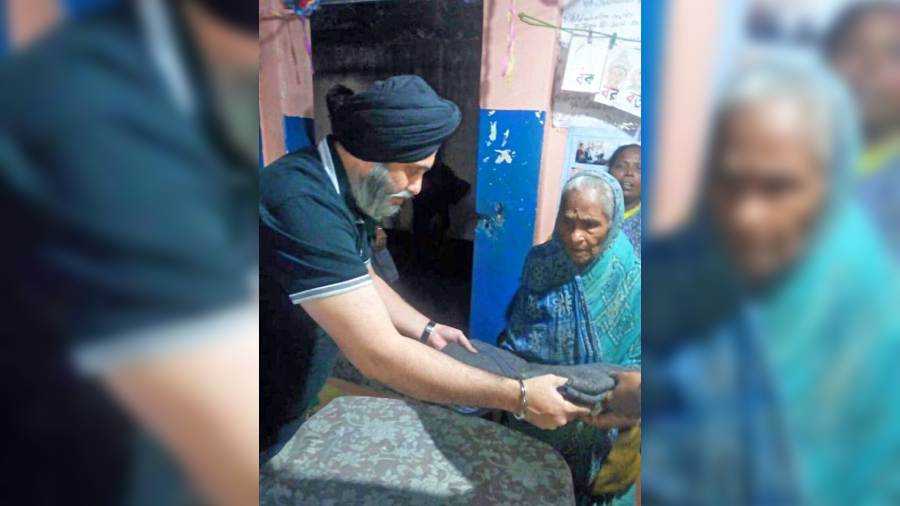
[
  {"left": 285, "top": 0, "right": 321, "bottom": 17},
  {"left": 301, "top": 16, "right": 315, "bottom": 75},
  {"left": 518, "top": 12, "right": 641, "bottom": 45},
  {"left": 501, "top": 0, "right": 518, "bottom": 79}
]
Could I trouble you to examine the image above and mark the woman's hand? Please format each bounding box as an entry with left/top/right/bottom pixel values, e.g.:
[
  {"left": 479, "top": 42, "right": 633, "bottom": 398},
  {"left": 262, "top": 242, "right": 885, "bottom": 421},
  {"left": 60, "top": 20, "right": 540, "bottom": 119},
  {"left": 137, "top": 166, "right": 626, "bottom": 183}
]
[
  {"left": 579, "top": 413, "right": 639, "bottom": 429},
  {"left": 606, "top": 370, "right": 641, "bottom": 418},
  {"left": 523, "top": 375, "right": 591, "bottom": 430},
  {"left": 580, "top": 370, "right": 641, "bottom": 429},
  {"left": 426, "top": 324, "right": 478, "bottom": 353}
]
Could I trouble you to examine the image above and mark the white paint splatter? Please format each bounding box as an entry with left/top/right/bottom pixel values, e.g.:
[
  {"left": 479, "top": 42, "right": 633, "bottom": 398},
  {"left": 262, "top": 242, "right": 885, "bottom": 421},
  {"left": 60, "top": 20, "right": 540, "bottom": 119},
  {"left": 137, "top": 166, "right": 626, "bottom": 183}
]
[
  {"left": 494, "top": 149, "right": 513, "bottom": 164},
  {"left": 482, "top": 156, "right": 490, "bottom": 162},
  {"left": 487, "top": 121, "right": 497, "bottom": 145},
  {"left": 488, "top": 110, "right": 496, "bottom": 116},
  {"left": 535, "top": 111, "right": 544, "bottom": 124},
  {"left": 501, "top": 129, "right": 510, "bottom": 147}
]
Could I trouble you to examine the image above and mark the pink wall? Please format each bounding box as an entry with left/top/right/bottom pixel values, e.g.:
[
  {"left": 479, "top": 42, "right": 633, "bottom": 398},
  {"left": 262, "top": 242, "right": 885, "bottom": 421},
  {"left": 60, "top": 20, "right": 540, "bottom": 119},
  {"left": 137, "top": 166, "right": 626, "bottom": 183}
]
[
  {"left": 650, "top": 0, "right": 723, "bottom": 235},
  {"left": 6, "top": 0, "right": 61, "bottom": 47},
  {"left": 480, "top": 0, "right": 568, "bottom": 244},
  {"left": 259, "top": 0, "right": 315, "bottom": 166}
]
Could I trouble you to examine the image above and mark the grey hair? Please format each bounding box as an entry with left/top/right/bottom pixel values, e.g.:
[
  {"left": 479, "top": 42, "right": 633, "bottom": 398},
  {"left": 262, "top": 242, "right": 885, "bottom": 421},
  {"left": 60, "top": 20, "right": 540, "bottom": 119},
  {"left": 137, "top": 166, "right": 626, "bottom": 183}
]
[
  {"left": 717, "top": 58, "right": 837, "bottom": 166},
  {"left": 562, "top": 172, "right": 615, "bottom": 221}
]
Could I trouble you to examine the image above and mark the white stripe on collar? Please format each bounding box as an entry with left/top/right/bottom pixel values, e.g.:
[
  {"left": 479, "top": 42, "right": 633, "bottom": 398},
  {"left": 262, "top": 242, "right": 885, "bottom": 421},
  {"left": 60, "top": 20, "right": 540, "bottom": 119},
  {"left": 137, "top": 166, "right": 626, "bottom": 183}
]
[
  {"left": 137, "top": 0, "right": 195, "bottom": 113},
  {"left": 317, "top": 139, "right": 341, "bottom": 195}
]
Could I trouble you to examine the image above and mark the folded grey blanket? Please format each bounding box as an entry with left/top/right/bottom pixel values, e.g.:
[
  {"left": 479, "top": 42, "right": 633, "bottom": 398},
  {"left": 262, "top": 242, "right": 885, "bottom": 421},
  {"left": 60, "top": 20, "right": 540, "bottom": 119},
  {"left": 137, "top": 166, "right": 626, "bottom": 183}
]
[{"left": 442, "top": 340, "right": 633, "bottom": 417}]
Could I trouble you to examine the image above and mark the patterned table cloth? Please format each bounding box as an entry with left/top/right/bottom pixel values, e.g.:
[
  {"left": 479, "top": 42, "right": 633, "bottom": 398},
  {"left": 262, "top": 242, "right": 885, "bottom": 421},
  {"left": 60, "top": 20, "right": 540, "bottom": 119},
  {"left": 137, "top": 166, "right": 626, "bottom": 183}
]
[{"left": 261, "top": 396, "right": 575, "bottom": 506}]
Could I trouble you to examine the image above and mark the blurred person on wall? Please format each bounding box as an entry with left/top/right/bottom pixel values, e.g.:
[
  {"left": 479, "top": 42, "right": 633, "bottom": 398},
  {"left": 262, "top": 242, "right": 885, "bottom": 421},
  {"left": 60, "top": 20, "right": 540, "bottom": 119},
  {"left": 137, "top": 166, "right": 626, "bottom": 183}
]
[
  {"left": 1, "top": 1, "right": 258, "bottom": 505},
  {"left": 608, "top": 144, "right": 642, "bottom": 257},
  {"left": 259, "top": 76, "right": 592, "bottom": 462},
  {"left": 498, "top": 170, "right": 641, "bottom": 506},
  {"left": 826, "top": 1, "right": 900, "bottom": 261},
  {"left": 642, "top": 56, "right": 900, "bottom": 505}
]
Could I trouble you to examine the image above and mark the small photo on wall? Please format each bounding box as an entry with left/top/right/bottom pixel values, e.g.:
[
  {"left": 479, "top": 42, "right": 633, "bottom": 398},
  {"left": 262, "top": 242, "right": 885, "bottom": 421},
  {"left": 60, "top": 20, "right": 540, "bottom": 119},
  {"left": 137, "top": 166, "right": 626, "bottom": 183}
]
[{"left": 563, "top": 126, "right": 636, "bottom": 182}]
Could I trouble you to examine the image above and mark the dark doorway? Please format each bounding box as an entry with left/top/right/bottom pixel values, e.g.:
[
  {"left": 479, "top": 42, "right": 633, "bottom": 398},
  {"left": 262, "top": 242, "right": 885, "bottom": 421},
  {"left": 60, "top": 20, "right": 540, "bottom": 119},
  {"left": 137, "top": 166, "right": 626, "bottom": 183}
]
[{"left": 310, "top": 0, "right": 483, "bottom": 333}]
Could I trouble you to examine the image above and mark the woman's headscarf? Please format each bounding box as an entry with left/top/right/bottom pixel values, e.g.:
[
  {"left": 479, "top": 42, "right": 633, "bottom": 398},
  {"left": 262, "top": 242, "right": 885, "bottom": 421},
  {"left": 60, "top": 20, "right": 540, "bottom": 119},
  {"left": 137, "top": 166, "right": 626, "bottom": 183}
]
[
  {"left": 499, "top": 169, "right": 641, "bottom": 505},
  {"left": 500, "top": 169, "right": 641, "bottom": 368},
  {"left": 642, "top": 55, "right": 900, "bottom": 506}
]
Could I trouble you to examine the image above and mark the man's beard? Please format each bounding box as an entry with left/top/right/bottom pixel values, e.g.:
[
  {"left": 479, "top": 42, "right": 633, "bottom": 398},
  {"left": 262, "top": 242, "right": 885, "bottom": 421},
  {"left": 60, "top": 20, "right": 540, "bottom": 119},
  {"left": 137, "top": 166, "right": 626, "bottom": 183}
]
[{"left": 349, "top": 163, "right": 413, "bottom": 221}]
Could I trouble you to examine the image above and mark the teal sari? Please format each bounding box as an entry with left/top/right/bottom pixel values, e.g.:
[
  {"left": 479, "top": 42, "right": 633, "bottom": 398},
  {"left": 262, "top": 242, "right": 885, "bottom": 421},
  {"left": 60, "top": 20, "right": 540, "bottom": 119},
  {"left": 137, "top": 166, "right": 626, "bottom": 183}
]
[
  {"left": 642, "top": 57, "right": 900, "bottom": 505},
  {"left": 499, "top": 170, "right": 641, "bottom": 505}
]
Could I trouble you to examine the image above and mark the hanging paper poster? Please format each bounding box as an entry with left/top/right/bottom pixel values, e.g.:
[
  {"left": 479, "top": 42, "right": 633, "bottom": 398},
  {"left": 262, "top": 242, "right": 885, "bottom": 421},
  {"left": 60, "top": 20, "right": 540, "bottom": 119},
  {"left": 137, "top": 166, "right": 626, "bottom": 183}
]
[
  {"left": 562, "top": 126, "right": 636, "bottom": 183},
  {"left": 594, "top": 45, "right": 641, "bottom": 117},
  {"left": 551, "top": 0, "right": 641, "bottom": 131},
  {"left": 560, "top": 36, "right": 609, "bottom": 93},
  {"left": 560, "top": 0, "right": 641, "bottom": 47}
]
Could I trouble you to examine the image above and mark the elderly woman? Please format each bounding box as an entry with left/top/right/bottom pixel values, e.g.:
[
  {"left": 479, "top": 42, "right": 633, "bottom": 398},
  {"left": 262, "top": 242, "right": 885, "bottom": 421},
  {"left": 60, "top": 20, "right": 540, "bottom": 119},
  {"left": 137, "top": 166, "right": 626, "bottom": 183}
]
[
  {"left": 608, "top": 144, "right": 642, "bottom": 257},
  {"left": 642, "top": 57, "right": 900, "bottom": 505},
  {"left": 499, "top": 170, "right": 641, "bottom": 506}
]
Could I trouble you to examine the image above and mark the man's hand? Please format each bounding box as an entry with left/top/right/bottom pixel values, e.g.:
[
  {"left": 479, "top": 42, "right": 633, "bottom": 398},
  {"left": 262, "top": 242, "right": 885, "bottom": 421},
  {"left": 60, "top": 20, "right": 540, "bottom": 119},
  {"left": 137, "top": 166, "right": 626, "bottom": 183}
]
[
  {"left": 426, "top": 324, "right": 478, "bottom": 353},
  {"left": 523, "top": 375, "right": 591, "bottom": 430}
]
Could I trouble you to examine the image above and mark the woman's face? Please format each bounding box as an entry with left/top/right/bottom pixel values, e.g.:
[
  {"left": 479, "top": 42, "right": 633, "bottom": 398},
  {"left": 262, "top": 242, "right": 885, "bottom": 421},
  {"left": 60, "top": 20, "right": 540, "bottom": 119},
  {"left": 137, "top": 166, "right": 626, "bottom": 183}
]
[
  {"left": 709, "top": 101, "right": 827, "bottom": 285},
  {"left": 559, "top": 188, "right": 611, "bottom": 267},
  {"left": 610, "top": 146, "right": 642, "bottom": 206},
  {"left": 831, "top": 8, "right": 900, "bottom": 140}
]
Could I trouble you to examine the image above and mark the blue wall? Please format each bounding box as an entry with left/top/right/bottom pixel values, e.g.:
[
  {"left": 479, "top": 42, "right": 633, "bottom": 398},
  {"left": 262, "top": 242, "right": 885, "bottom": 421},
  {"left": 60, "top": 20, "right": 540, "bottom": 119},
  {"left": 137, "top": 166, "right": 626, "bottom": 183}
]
[
  {"left": 62, "top": 0, "right": 119, "bottom": 16},
  {"left": 469, "top": 109, "right": 546, "bottom": 343},
  {"left": 283, "top": 115, "right": 316, "bottom": 153},
  {"left": 641, "top": 0, "right": 665, "bottom": 230}
]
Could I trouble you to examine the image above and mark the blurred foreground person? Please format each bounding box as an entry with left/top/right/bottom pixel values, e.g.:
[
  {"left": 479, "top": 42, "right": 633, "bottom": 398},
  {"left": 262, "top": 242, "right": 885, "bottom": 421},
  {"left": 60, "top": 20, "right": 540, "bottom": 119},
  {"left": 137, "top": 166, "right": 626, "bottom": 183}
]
[
  {"left": 826, "top": 1, "right": 900, "bottom": 261},
  {"left": 1, "top": 1, "right": 257, "bottom": 505},
  {"left": 643, "top": 57, "right": 900, "bottom": 505}
]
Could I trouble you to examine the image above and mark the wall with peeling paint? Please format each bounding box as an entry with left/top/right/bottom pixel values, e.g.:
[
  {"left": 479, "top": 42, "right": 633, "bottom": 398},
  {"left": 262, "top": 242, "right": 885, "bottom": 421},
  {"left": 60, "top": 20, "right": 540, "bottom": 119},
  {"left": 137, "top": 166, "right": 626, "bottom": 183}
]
[
  {"left": 259, "top": 0, "right": 316, "bottom": 165},
  {"left": 470, "top": 109, "right": 546, "bottom": 342},
  {"left": 469, "top": 0, "right": 571, "bottom": 342}
]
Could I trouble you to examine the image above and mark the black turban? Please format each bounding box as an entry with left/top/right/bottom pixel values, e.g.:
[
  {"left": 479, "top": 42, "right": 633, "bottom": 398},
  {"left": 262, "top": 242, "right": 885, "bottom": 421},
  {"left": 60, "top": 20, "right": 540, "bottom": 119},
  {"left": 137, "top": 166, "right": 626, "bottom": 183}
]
[{"left": 330, "top": 76, "right": 462, "bottom": 163}]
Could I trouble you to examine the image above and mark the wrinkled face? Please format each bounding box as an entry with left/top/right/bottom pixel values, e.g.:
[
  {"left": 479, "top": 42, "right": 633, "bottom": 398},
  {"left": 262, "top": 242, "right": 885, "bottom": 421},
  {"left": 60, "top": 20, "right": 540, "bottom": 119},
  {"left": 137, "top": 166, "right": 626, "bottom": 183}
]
[
  {"left": 831, "top": 8, "right": 900, "bottom": 139},
  {"left": 709, "top": 101, "right": 827, "bottom": 285},
  {"left": 558, "top": 188, "right": 611, "bottom": 267},
  {"left": 352, "top": 152, "right": 436, "bottom": 220},
  {"left": 610, "top": 146, "right": 642, "bottom": 206}
]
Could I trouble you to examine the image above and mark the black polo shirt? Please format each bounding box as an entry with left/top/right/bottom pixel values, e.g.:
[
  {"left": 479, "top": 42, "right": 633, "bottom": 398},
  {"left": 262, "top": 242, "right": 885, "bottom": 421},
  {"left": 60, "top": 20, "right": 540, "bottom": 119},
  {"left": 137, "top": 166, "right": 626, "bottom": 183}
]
[{"left": 259, "top": 136, "right": 374, "bottom": 452}]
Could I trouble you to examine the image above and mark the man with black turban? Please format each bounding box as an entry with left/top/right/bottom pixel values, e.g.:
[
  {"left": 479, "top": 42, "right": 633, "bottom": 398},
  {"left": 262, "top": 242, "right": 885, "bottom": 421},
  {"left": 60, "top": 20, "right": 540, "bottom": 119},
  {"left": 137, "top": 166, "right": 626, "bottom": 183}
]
[{"left": 260, "top": 76, "right": 591, "bottom": 460}]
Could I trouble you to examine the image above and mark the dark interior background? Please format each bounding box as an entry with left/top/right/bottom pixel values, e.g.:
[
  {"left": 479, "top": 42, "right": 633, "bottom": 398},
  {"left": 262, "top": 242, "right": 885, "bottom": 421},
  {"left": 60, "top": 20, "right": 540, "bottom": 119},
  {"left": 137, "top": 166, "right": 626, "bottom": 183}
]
[{"left": 311, "top": 0, "right": 484, "bottom": 332}]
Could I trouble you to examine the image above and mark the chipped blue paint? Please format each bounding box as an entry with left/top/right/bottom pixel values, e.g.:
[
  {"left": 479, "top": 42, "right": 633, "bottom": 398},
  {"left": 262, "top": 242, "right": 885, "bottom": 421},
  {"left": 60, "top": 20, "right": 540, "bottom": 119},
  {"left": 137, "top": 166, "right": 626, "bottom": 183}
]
[
  {"left": 470, "top": 109, "right": 546, "bottom": 344},
  {"left": 283, "top": 115, "right": 315, "bottom": 153}
]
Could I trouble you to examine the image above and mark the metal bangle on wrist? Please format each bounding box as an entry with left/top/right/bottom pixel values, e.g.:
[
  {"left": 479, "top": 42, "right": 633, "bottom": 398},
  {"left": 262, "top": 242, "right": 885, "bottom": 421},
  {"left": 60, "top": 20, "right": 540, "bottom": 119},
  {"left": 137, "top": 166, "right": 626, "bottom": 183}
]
[
  {"left": 513, "top": 377, "right": 528, "bottom": 420},
  {"left": 419, "top": 320, "right": 437, "bottom": 343}
]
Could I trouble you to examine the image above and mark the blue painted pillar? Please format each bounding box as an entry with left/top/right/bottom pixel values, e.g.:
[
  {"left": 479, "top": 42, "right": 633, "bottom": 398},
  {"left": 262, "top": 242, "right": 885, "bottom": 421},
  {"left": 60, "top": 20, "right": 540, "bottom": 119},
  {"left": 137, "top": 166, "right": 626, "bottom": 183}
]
[
  {"left": 469, "top": 109, "right": 546, "bottom": 343},
  {"left": 283, "top": 115, "right": 316, "bottom": 153}
]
